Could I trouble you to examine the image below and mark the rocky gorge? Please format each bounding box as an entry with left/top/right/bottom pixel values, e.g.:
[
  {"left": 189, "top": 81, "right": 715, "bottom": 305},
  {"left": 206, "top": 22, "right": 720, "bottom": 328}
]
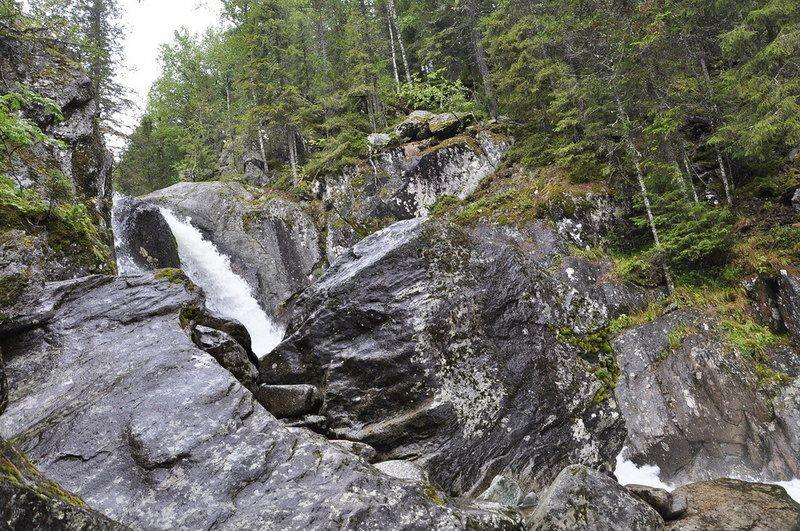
[{"left": 2, "top": 23, "right": 800, "bottom": 531}]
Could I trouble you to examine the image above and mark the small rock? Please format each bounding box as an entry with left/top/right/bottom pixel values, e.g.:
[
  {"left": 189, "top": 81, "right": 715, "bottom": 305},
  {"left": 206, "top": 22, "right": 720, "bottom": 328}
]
[
  {"left": 666, "top": 478, "right": 800, "bottom": 530},
  {"left": 519, "top": 492, "right": 539, "bottom": 509},
  {"left": 367, "top": 133, "right": 391, "bottom": 147},
  {"left": 627, "top": 484, "right": 686, "bottom": 520},
  {"left": 197, "top": 311, "right": 256, "bottom": 365},
  {"left": 191, "top": 325, "right": 258, "bottom": 391},
  {"left": 792, "top": 189, "right": 800, "bottom": 212},
  {"left": 255, "top": 384, "right": 322, "bottom": 418},
  {"left": 374, "top": 460, "right": 428, "bottom": 482},
  {"left": 527, "top": 465, "right": 663, "bottom": 530},
  {"left": 284, "top": 414, "right": 328, "bottom": 432},
  {"left": 329, "top": 440, "right": 378, "bottom": 462},
  {"left": 477, "top": 475, "right": 524, "bottom": 507}
]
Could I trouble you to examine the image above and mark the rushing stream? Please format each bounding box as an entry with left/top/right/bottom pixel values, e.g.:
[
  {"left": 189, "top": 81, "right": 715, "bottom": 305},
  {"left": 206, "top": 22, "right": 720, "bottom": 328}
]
[{"left": 159, "top": 209, "right": 284, "bottom": 357}]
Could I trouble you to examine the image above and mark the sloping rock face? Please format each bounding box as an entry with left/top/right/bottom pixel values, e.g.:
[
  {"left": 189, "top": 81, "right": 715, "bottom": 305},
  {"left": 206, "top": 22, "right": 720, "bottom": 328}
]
[
  {"left": 0, "top": 32, "right": 114, "bottom": 275},
  {"left": 322, "top": 129, "right": 510, "bottom": 261},
  {"left": 263, "top": 217, "right": 658, "bottom": 495},
  {"left": 111, "top": 194, "right": 180, "bottom": 273},
  {"left": 614, "top": 309, "right": 800, "bottom": 485},
  {"left": 527, "top": 465, "right": 663, "bottom": 530},
  {"left": 665, "top": 479, "right": 800, "bottom": 530},
  {"left": 0, "top": 273, "right": 520, "bottom": 530},
  {"left": 144, "top": 181, "right": 321, "bottom": 315},
  {"left": 0, "top": 436, "right": 126, "bottom": 530}
]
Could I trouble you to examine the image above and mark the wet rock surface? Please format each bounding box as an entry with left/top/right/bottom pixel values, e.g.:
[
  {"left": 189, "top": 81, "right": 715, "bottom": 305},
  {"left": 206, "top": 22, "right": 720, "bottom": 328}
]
[
  {"left": 527, "top": 465, "right": 663, "bottom": 530},
  {"left": 0, "top": 273, "right": 521, "bottom": 530},
  {"left": 263, "top": 217, "right": 657, "bottom": 495},
  {"left": 144, "top": 181, "right": 321, "bottom": 315},
  {"left": 614, "top": 309, "right": 800, "bottom": 485},
  {"left": 665, "top": 478, "right": 800, "bottom": 530}
]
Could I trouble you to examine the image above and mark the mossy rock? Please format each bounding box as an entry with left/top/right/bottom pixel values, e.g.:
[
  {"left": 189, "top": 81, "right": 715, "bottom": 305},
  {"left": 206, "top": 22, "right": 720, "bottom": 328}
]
[{"left": 0, "top": 435, "right": 125, "bottom": 529}]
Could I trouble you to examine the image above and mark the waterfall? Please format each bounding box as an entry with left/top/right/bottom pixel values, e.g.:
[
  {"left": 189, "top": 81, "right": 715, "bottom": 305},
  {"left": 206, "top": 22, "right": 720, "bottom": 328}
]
[
  {"left": 159, "top": 209, "right": 284, "bottom": 357},
  {"left": 111, "top": 192, "right": 145, "bottom": 276}
]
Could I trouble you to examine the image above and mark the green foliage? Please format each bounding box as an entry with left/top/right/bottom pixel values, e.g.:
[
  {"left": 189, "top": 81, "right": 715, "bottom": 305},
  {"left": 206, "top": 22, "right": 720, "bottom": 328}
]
[
  {"left": 394, "top": 69, "right": 476, "bottom": 113},
  {"left": 0, "top": 176, "right": 114, "bottom": 272},
  {"left": 0, "top": 88, "right": 65, "bottom": 169}
]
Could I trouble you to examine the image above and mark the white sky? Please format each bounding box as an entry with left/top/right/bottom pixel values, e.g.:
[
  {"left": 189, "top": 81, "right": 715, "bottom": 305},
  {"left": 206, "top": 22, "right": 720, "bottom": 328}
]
[{"left": 117, "top": 0, "right": 222, "bottom": 131}]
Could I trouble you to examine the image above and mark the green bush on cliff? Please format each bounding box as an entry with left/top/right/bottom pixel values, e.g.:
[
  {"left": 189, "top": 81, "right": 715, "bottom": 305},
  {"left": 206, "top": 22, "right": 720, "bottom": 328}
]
[{"left": 0, "top": 88, "right": 65, "bottom": 169}]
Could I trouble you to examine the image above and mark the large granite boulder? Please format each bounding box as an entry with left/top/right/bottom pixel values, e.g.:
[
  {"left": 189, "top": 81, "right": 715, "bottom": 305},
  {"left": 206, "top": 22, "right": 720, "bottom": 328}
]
[
  {"left": 0, "top": 273, "right": 520, "bottom": 529},
  {"left": 0, "top": 436, "right": 125, "bottom": 530},
  {"left": 111, "top": 194, "right": 180, "bottom": 274},
  {"left": 263, "top": 218, "right": 656, "bottom": 495},
  {"left": 526, "top": 465, "right": 663, "bottom": 530},
  {"left": 614, "top": 309, "right": 800, "bottom": 485},
  {"left": 665, "top": 479, "right": 800, "bottom": 530},
  {"left": 322, "top": 130, "right": 511, "bottom": 261},
  {"left": 144, "top": 181, "right": 321, "bottom": 315}
]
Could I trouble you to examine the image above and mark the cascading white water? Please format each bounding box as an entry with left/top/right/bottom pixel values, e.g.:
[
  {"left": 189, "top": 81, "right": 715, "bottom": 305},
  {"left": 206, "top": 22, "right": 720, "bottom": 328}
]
[{"left": 159, "top": 208, "right": 284, "bottom": 357}]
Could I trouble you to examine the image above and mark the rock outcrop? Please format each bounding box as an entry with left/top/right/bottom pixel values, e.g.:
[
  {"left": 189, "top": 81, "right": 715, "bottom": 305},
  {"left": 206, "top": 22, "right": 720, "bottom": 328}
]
[
  {"left": 526, "top": 465, "right": 664, "bottom": 530},
  {"left": 614, "top": 309, "right": 800, "bottom": 485},
  {"left": 263, "top": 217, "right": 657, "bottom": 495},
  {"left": 0, "top": 31, "right": 114, "bottom": 279},
  {"left": 111, "top": 194, "right": 180, "bottom": 273},
  {"left": 322, "top": 126, "right": 511, "bottom": 261},
  {"left": 144, "top": 181, "right": 321, "bottom": 315},
  {"left": 0, "top": 30, "right": 115, "bottom": 330},
  {"left": 0, "top": 273, "right": 521, "bottom": 529},
  {"left": 0, "top": 436, "right": 125, "bottom": 530}
]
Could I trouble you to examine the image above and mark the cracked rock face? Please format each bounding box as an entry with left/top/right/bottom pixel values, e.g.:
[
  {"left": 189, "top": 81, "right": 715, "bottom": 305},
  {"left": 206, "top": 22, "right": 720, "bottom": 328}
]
[
  {"left": 614, "top": 309, "right": 800, "bottom": 485},
  {"left": 322, "top": 131, "right": 511, "bottom": 262},
  {"left": 263, "top": 218, "right": 655, "bottom": 495},
  {"left": 0, "top": 274, "right": 521, "bottom": 530},
  {"left": 144, "top": 181, "right": 321, "bottom": 315}
]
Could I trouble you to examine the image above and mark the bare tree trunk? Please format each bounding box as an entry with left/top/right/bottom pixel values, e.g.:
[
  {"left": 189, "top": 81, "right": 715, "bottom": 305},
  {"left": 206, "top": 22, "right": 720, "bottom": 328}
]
[
  {"left": 662, "top": 139, "right": 694, "bottom": 201},
  {"left": 387, "top": 0, "right": 411, "bottom": 84},
  {"left": 387, "top": 8, "right": 401, "bottom": 91},
  {"left": 679, "top": 145, "right": 701, "bottom": 203},
  {"left": 461, "top": 0, "right": 498, "bottom": 119},
  {"left": 471, "top": 29, "right": 498, "bottom": 119},
  {"left": 251, "top": 90, "right": 269, "bottom": 172},
  {"left": 700, "top": 56, "right": 733, "bottom": 205},
  {"left": 287, "top": 128, "right": 298, "bottom": 188},
  {"left": 615, "top": 90, "right": 674, "bottom": 294}
]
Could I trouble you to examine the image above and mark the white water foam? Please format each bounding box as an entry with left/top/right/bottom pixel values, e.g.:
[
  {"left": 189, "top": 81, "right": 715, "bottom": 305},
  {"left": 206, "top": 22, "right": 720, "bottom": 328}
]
[
  {"left": 614, "top": 448, "right": 800, "bottom": 503},
  {"left": 160, "top": 208, "right": 283, "bottom": 357},
  {"left": 614, "top": 448, "right": 674, "bottom": 491}
]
